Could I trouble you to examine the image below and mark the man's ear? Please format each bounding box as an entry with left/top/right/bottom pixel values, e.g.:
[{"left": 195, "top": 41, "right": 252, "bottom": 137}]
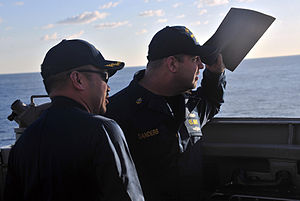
[
  {"left": 166, "top": 56, "right": 179, "bottom": 73},
  {"left": 69, "top": 71, "right": 86, "bottom": 90}
]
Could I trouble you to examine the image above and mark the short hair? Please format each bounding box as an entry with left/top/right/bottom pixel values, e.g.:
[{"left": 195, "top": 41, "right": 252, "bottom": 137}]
[
  {"left": 146, "top": 54, "right": 185, "bottom": 70},
  {"left": 43, "top": 65, "right": 93, "bottom": 94},
  {"left": 43, "top": 71, "right": 70, "bottom": 94},
  {"left": 146, "top": 58, "right": 164, "bottom": 69},
  {"left": 173, "top": 54, "right": 185, "bottom": 62}
]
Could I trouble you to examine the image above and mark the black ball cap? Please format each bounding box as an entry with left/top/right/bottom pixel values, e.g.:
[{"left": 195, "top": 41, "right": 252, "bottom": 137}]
[
  {"left": 41, "top": 39, "right": 125, "bottom": 80},
  {"left": 147, "top": 26, "right": 218, "bottom": 64}
]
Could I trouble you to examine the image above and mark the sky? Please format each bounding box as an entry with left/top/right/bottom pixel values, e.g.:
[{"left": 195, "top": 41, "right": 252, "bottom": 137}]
[{"left": 0, "top": 0, "right": 299, "bottom": 74}]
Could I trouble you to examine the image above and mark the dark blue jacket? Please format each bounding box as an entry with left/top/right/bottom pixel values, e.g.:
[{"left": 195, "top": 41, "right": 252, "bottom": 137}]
[
  {"left": 4, "top": 96, "right": 144, "bottom": 201},
  {"left": 106, "top": 69, "right": 226, "bottom": 201}
]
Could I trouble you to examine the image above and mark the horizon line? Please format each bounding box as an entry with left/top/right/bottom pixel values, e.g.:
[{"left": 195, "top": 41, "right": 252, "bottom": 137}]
[{"left": 1, "top": 54, "right": 299, "bottom": 75}]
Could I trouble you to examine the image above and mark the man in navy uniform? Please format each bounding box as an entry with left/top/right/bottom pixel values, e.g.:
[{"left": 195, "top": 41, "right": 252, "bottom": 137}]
[
  {"left": 106, "top": 26, "right": 226, "bottom": 201},
  {"left": 4, "top": 39, "right": 144, "bottom": 201}
]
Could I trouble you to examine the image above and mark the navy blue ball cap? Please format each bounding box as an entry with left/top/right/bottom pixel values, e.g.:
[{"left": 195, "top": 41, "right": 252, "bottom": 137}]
[
  {"left": 147, "top": 26, "right": 217, "bottom": 64},
  {"left": 41, "top": 39, "right": 125, "bottom": 80}
]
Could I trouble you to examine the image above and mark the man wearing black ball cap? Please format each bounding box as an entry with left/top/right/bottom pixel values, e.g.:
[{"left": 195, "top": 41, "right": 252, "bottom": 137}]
[
  {"left": 4, "top": 39, "right": 144, "bottom": 201},
  {"left": 106, "top": 26, "right": 226, "bottom": 201}
]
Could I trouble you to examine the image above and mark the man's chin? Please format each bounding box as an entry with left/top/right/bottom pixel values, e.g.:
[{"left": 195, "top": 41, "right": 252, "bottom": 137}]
[
  {"left": 184, "top": 85, "right": 196, "bottom": 93},
  {"left": 191, "top": 82, "right": 197, "bottom": 90}
]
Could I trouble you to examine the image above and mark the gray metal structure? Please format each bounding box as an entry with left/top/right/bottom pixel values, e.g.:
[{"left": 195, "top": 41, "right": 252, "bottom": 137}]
[{"left": 203, "top": 118, "right": 300, "bottom": 200}]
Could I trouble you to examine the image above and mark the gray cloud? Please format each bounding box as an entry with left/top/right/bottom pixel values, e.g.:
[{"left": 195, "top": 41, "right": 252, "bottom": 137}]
[
  {"left": 42, "top": 24, "right": 55, "bottom": 29},
  {"left": 14, "top": 1, "right": 24, "bottom": 6},
  {"left": 136, "top": 29, "right": 148, "bottom": 35},
  {"left": 176, "top": 14, "right": 185, "bottom": 19},
  {"left": 194, "top": 0, "right": 229, "bottom": 8},
  {"left": 198, "top": 9, "right": 207, "bottom": 15},
  {"left": 237, "top": 0, "right": 254, "bottom": 2},
  {"left": 173, "top": 3, "right": 183, "bottom": 8},
  {"left": 139, "top": 9, "right": 164, "bottom": 17},
  {"left": 41, "top": 30, "right": 85, "bottom": 41},
  {"left": 95, "top": 21, "right": 129, "bottom": 29},
  {"left": 57, "top": 11, "right": 108, "bottom": 25},
  {"left": 66, "top": 30, "right": 85, "bottom": 39},
  {"left": 99, "top": 1, "right": 120, "bottom": 9},
  {"left": 157, "top": 18, "right": 167, "bottom": 23},
  {"left": 41, "top": 32, "right": 58, "bottom": 41}
]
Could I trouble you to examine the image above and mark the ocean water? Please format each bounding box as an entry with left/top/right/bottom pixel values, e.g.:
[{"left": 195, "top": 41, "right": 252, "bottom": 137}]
[{"left": 0, "top": 55, "right": 300, "bottom": 146}]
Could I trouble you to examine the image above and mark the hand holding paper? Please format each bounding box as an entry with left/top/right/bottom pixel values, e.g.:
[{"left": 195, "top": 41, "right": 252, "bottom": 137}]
[{"left": 205, "top": 54, "right": 225, "bottom": 74}]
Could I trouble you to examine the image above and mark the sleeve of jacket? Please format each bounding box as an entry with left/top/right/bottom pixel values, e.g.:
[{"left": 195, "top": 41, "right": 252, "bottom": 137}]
[
  {"left": 194, "top": 69, "right": 226, "bottom": 127},
  {"left": 4, "top": 147, "right": 23, "bottom": 201},
  {"left": 94, "top": 119, "right": 144, "bottom": 201}
]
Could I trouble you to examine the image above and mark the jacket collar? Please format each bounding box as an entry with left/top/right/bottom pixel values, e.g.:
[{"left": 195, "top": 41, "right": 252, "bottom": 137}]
[
  {"left": 130, "top": 70, "right": 180, "bottom": 117},
  {"left": 51, "top": 96, "right": 88, "bottom": 112}
]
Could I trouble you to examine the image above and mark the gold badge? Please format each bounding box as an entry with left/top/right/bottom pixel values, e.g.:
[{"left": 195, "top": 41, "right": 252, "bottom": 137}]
[
  {"left": 105, "top": 61, "right": 121, "bottom": 67},
  {"left": 188, "top": 119, "right": 198, "bottom": 125},
  {"left": 136, "top": 98, "right": 142, "bottom": 104}
]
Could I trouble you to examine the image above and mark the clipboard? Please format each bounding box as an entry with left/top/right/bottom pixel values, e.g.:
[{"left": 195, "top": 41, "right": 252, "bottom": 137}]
[{"left": 202, "top": 8, "right": 276, "bottom": 71}]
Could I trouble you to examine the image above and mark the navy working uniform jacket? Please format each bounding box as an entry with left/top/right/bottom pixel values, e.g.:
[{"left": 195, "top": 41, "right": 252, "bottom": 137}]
[
  {"left": 106, "top": 69, "right": 226, "bottom": 201},
  {"left": 4, "top": 96, "right": 144, "bottom": 201}
]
